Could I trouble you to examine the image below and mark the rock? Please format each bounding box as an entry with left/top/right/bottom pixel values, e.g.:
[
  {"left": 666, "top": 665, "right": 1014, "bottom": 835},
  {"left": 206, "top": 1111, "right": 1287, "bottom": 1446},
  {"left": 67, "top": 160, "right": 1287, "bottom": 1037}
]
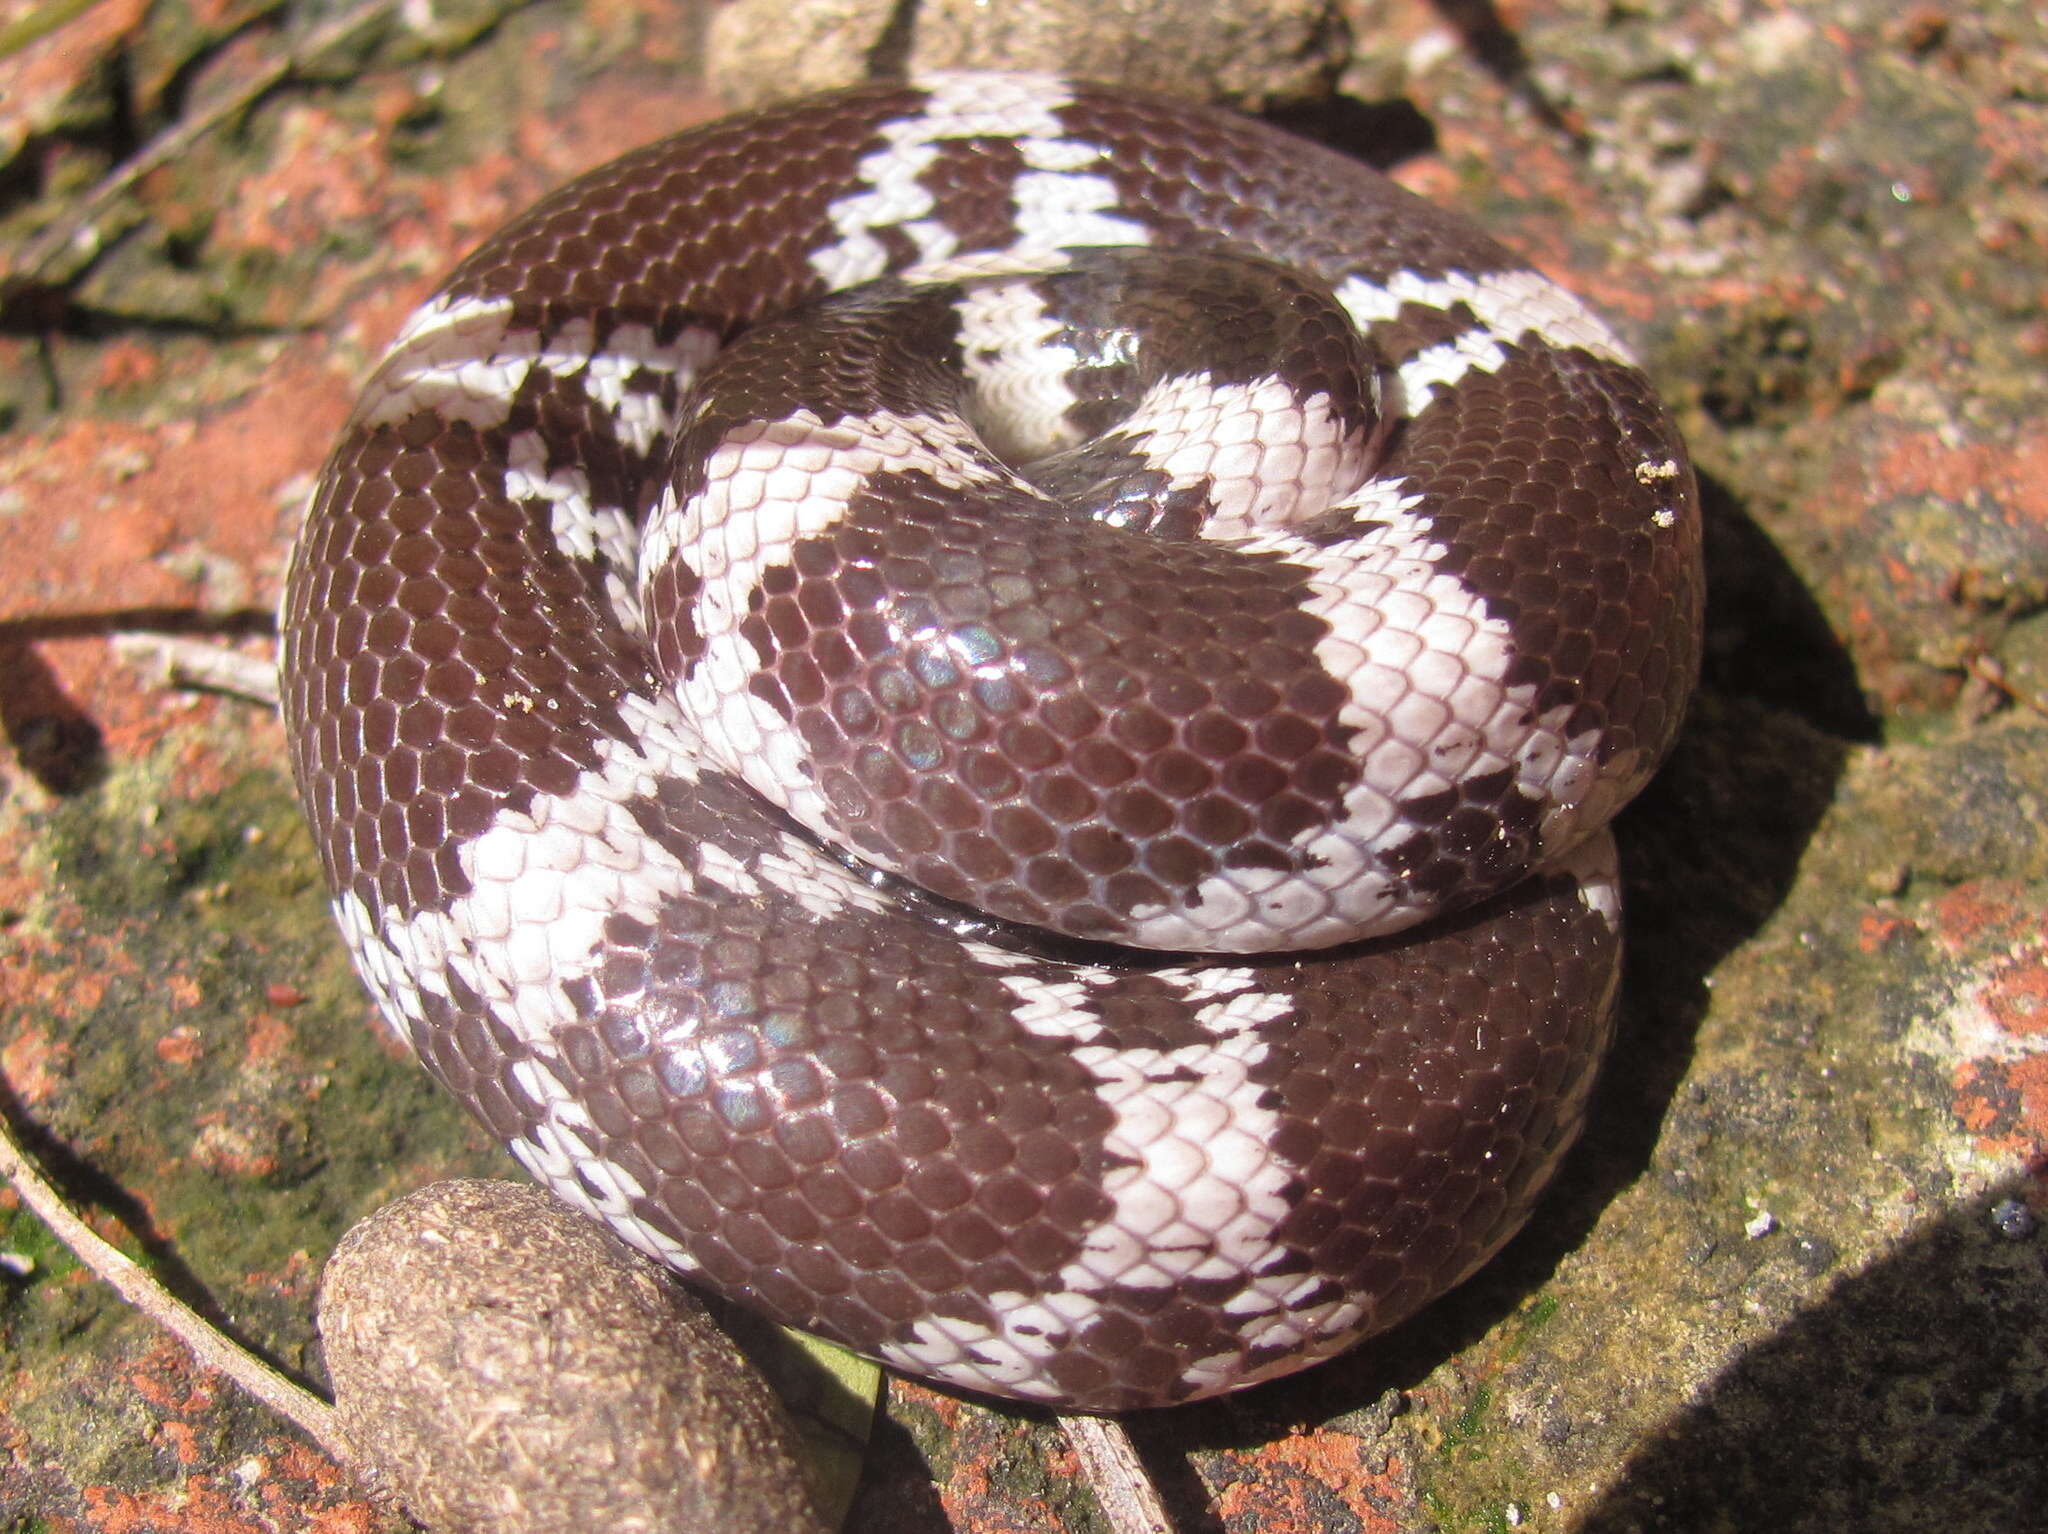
[
  {"left": 706, "top": 0, "right": 1346, "bottom": 109},
  {"left": 318, "top": 1180, "right": 823, "bottom": 1534}
]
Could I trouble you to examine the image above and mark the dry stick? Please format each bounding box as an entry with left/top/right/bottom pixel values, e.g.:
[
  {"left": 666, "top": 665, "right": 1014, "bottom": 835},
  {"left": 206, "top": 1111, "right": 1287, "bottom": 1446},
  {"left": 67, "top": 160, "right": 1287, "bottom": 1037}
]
[
  {"left": 112, "top": 634, "right": 282, "bottom": 706},
  {"left": 1062, "top": 1414, "right": 1177, "bottom": 1534},
  {"left": 9, "top": 0, "right": 400, "bottom": 285},
  {"left": 0, "top": 1110, "right": 351, "bottom": 1465},
  {"left": 1964, "top": 651, "right": 2048, "bottom": 720}
]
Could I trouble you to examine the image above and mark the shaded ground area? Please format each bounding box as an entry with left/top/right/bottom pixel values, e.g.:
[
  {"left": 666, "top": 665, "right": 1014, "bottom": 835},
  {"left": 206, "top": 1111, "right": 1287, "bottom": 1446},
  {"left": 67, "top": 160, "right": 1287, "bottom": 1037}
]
[{"left": 1, "top": 0, "right": 2044, "bottom": 1530}]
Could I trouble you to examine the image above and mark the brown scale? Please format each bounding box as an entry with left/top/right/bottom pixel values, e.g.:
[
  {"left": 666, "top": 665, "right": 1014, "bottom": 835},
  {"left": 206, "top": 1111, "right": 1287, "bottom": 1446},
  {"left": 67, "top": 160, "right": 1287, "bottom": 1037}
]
[
  {"left": 653, "top": 268, "right": 1395, "bottom": 945},
  {"left": 736, "top": 472, "right": 1364, "bottom": 940},
  {"left": 435, "top": 760, "right": 1623, "bottom": 1409},
  {"left": 281, "top": 76, "right": 1699, "bottom": 1410}
]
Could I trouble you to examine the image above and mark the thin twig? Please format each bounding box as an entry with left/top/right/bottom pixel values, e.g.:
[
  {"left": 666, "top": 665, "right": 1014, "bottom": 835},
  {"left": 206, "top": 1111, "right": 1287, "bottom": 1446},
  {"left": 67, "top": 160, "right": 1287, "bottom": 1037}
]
[
  {"left": 112, "top": 633, "right": 281, "bottom": 706},
  {"left": 9, "top": 0, "right": 402, "bottom": 285},
  {"left": 0, "top": 1111, "right": 351, "bottom": 1465},
  {"left": 1963, "top": 651, "right": 2048, "bottom": 720},
  {"left": 1062, "top": 1413, "right": 1176, "bottom": 1534}
]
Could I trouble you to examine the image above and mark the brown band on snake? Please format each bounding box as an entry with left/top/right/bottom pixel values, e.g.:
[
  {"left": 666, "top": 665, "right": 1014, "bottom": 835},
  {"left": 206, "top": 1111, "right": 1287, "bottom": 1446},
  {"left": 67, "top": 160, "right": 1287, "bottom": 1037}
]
[{"left": 281, "top": 72, "right": 1700, "bottom": 1409}]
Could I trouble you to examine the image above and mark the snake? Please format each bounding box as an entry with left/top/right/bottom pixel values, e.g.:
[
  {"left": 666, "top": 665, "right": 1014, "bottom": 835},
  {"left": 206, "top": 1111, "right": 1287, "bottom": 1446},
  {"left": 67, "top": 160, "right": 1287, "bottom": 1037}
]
[{"left": 279, "top": 72, "right": 1701, "bottom": 1412}]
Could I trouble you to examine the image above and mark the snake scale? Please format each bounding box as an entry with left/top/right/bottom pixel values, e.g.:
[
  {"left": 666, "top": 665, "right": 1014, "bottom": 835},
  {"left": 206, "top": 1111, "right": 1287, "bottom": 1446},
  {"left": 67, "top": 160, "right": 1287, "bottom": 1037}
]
[{"left": 280, "top": 72, "right": 1701, "bottom": 1411}]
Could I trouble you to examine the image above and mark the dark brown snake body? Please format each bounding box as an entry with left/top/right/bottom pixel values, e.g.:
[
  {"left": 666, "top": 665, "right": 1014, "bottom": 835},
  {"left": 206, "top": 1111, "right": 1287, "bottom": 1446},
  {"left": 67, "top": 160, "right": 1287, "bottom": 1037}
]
[{"left": 280, "top": 73, "right": 1701, "bottom": 1410}]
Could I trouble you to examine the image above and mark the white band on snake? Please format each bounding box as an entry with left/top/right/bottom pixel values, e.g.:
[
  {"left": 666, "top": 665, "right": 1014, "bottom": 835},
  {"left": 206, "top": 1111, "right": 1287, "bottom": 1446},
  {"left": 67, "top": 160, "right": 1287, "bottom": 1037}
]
[{"left": 281, "top": 72, "right": 1701, "bottom": 1411}]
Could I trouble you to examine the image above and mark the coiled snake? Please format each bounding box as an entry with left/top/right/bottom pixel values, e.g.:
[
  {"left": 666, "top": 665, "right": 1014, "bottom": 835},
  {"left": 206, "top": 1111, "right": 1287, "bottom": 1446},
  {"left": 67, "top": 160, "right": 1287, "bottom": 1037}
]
[{"left": 280, "top": 73, "right": 1701, "bottom": 1411}]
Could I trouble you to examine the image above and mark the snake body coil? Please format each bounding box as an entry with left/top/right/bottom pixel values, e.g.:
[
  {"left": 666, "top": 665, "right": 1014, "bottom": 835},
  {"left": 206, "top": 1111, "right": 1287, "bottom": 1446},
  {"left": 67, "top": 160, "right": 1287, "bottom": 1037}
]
[{"left": 281, "top": 74, "right": 1701, "bottom": 1410}]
